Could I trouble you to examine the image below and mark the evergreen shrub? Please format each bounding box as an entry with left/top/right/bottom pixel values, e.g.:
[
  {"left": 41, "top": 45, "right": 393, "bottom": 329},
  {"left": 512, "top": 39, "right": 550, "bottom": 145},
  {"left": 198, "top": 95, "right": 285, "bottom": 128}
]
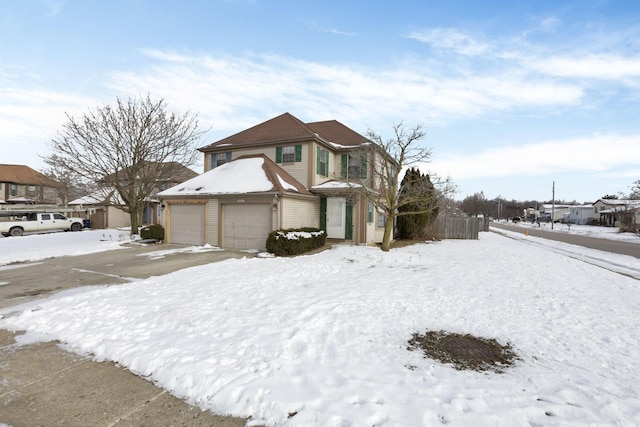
[
  {"left": 140, "top": 224, "right": 165, "bottom": 241},
  {"left": 266, "top": 227, "right": 326, "bottom": 256}
]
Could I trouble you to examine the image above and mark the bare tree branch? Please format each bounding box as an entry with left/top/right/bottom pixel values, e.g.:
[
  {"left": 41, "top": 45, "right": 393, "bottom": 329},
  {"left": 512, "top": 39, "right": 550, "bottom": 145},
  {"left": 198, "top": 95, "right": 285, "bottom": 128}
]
[{"left": 45, "top": 94, "right": 208, "bottom": 233}]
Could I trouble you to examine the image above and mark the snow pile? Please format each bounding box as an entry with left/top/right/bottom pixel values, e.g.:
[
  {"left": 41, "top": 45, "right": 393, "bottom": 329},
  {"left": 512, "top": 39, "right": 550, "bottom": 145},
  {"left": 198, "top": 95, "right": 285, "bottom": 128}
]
[
  {"left": 276, "top": 230, "right": 325, "bottom": 240},
  {"left": 0, "top": 229, "right": 129, "bottom": 266},
  {"left": 2, "top": 233, "right": 640, "bottom": 426}
]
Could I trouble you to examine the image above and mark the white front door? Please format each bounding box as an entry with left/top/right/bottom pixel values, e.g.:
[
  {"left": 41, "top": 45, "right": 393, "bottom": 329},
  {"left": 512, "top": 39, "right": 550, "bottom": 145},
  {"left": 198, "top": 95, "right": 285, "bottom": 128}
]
[{"left": 326, "top": 197, "right": 345, "bottom": 239}]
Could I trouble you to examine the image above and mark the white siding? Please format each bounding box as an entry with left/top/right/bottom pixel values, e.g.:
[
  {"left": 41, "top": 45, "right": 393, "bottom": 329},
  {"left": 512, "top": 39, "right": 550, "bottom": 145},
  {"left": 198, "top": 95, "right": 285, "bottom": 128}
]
[
  {"left": 281, "top": 197, "right": 320, "bottom": 229},
  {"left": 207, "top": 199, "right": 219, "bottom": 246}
]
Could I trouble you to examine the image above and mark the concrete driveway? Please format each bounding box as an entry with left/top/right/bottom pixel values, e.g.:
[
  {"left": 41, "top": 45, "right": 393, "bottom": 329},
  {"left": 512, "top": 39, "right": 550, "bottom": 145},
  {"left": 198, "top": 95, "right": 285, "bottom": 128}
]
[
  {"left": 1, "top": 242, "right": 256, "bottom": 427},
  {"left": 0, "top": 242, "right": 256, "bottom": 310}
]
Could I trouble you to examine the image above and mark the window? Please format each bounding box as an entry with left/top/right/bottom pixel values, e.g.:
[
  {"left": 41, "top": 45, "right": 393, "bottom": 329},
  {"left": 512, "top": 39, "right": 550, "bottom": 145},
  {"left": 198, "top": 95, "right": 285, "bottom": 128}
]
[
  {"left": 317, "top": 147, "right": 329, "bottom": 177},
  {"left": 41, "top": 214, "right": 51, "bottom": 221},
  {"left": 341, "top": 153, "right": 367, "bottom": 179},
  {"left": 282, "top": 146, "right": 295, "bottom": 163},
  {"left": 10, "top": 184, "right": 17, "bottom": 196},
  {"left": 367, "top": 202, "right": 374, "bottom": 223},
  {"left": 53, "top": 213, "right": 67, "bottom": 220},
  {"left": 211, "top": 152, "right": 232, "bottom": 169},
  {"left": 276, "top": 145, "right": 302, "bottom": 163},
  {"left": 27, "top": 185, "right": 36, "bottom": 196},
  {"left": 377, "top": 213, "right": 386, "bottom": 228}
]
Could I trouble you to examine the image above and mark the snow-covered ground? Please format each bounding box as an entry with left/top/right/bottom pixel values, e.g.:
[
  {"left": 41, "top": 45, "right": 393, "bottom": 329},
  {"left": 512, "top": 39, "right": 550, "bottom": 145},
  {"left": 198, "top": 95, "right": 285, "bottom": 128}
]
[
  {"left": 497, "top": 220, "right": 640, "bottom": 243},
  {"left": 1, "top": 228, "right": 640, "bottom": 426}
]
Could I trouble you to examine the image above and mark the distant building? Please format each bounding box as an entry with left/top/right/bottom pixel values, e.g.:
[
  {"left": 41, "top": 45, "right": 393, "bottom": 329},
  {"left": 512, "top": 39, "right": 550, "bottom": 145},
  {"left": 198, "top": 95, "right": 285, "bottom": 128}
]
[{"left": 0, "top": 164, "right": 60, "bottom": 205}]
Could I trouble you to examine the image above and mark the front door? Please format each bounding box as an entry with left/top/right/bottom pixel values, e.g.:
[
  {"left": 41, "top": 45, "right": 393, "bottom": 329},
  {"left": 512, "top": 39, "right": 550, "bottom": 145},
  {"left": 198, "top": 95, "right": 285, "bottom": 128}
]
[{"left": 326, "top": 197, "right": 346, "bottom": 238}]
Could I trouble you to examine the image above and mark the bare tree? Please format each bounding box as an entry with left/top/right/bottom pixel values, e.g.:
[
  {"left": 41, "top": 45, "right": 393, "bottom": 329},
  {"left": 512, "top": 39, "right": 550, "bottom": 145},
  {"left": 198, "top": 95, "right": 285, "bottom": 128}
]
[
  {"left": 349, "top": 122, "right": 454, "bottom": 251},
  {"left": 629, "top": 179, "right": 640, "bottom": 200},
  {"left": 41, "top": 154, "right": 95, "bottom": 206},
  {"left": 46, "top": 95, "right": 207, "bottom": 233}
]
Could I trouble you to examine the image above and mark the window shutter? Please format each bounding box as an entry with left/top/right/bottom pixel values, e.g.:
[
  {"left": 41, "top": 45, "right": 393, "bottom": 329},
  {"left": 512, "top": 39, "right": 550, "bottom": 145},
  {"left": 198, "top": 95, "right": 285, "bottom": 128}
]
[
  {"left": 341, "top": 154, "right": 348, "bottom": 178},
  {"left": 276, "top": 147, "right": 283, "bottom": 163},
  {"left": 360, "top": 154, "right": 368, "bottom": 179},
  {"left": 295, "top": 145, "right": 302, "bottom": 162},
  {"left": 316, "top": 147, "right": 321, "bottom": 174},
  {"left": 325, "top": 152, "right": 329, "bottom": 177},
  {"left": 226, "top": 152, "right": 232, "bottom": 162},
  {"left": 211, "top": 153, "right": 217, "bottom": 169},
  {"left": 320, "top": 197, "right": 327, "bottom": 230}
]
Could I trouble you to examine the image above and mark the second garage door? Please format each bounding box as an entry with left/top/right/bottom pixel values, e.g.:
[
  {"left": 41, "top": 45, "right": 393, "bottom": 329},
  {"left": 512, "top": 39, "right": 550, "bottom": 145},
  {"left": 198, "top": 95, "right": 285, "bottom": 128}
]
[
  {"left": 223, "top": 204, "right": 271, "bottom": 250},
  {"left": 169, "top": 204, "right": 206, "bottom": 245}
]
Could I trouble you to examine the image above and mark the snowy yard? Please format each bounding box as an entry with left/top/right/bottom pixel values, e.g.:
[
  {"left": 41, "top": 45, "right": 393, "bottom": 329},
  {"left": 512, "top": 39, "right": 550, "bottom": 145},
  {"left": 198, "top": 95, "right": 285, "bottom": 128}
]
[{"left": 1, "top": 228, "right": 640, "bottom": 426}]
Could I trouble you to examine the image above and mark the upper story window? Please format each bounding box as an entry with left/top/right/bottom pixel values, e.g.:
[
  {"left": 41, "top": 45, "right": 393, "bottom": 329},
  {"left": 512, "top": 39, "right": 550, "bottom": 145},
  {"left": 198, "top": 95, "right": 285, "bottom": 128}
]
[
  {"left": 9, "top": 184, "right": 18, "bottom": 196},
  {"left": 27, "top": 185, "right": 37, "bottom": 196},
  {"left": 211, "top": 152, "right": 232, "bottom": 169},
  {"left": 341, "top": 153, "right": 368, "bottom": 179},
  {"left": 316, "top": 147, "right": 329, "bottom": 177},
  {"left": 276, "top": 145, "right": 302, "bottom": 164}
]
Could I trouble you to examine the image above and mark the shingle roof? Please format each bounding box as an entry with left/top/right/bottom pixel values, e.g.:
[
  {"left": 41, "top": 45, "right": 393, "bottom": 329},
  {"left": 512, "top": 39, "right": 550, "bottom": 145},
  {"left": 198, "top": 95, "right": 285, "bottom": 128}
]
[
  {"left": 0, "top": 164, "right": 59, "bottom": 187},
  {"left": 199, "top": 112, "right": 369, "bottom": 151}
]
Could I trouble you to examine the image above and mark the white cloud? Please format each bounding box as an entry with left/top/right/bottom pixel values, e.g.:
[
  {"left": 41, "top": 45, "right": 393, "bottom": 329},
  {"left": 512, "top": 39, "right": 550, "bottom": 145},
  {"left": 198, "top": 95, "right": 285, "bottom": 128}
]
[
  {"left": 102, "top": 50, "right": 583, "bottom": 136},
  {"left": 426, "top": 133, "right": 640, "bottom": 179},
  {"left": 406, "top": 28, "right": 489, "bottom": 56},
  {"left": 531, "top": 54, "right": 640, "bottom": 80}
]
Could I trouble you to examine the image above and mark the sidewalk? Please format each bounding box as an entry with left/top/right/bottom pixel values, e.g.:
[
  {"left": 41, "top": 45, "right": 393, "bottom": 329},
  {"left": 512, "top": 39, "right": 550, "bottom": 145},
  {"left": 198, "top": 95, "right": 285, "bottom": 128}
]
[{"left": 0, "top": 328, "right": 247, "bottom": 426}]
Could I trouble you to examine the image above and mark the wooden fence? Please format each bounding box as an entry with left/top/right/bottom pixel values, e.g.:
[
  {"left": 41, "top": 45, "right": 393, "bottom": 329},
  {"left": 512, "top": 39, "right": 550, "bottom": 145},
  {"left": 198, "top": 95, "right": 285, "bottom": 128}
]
[{"left": 433, "top": 216, "right": 488, "bottom": 240}]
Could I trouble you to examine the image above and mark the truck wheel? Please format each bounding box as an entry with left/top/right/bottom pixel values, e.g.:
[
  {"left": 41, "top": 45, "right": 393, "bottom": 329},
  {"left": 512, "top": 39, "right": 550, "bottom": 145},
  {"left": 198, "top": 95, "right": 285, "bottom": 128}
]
[
  {"left": 9, "top": 227, "right": 24, "bottom": 237},
  {"left": 70, "top": 222, "right": 82, "bottom": 232}
]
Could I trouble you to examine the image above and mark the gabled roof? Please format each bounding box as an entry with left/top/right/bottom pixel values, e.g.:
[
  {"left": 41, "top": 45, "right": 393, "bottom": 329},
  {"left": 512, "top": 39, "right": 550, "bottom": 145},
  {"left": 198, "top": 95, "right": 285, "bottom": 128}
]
[
  {"left": 199, "top": 112, "right": 369, "bottom": 151},
  {"left": 158, "top": 155, "right": 312, "bottom": 197},
  {"left": 69, "top": 187, "right": 125, "bottom": 206},
  {"left": 0, "top": 164, "right": 59, "bottom": 187}
]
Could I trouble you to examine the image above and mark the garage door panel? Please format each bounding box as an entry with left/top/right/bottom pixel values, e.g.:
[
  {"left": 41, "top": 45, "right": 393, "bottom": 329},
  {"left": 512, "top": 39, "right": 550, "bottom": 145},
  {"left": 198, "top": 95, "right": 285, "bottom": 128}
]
[
  {"left": 223, "top": 204, "right": 271, "bottom": 250},
  {"left": 170, "top": 204, "right": 206, "bottom": 245}
]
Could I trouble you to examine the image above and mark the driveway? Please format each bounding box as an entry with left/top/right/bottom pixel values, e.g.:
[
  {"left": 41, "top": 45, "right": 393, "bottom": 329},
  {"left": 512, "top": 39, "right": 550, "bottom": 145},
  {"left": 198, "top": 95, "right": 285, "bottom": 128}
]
[
  {"left": 0, "top": 242, "right": 256, "bottom": 310},
  {"left": 0, "top": 242, "right": 256, "bottom": 427}
]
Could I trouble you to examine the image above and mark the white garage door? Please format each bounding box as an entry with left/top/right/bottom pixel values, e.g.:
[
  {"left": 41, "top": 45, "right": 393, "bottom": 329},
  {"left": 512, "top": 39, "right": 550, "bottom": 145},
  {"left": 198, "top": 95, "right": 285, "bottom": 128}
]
[
  {"left": 223, "top": 204, "right": 271, "bottom": 250},
  {"left": 169, "top": 204, "right": 206, "bottom": 245}
]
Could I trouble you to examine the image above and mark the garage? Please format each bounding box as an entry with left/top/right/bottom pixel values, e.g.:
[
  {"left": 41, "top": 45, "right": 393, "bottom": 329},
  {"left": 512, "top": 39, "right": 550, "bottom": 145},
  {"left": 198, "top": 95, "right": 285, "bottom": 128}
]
[
  {"left": 169, "top": 203, "right": 206, "bottom": 245},
  {"left": 223, "top": 203, "right": 271, "bottom": 250}
]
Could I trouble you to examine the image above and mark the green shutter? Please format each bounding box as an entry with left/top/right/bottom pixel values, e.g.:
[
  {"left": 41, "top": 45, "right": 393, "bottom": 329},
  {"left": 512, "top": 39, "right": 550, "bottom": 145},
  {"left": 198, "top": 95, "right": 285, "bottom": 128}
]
[
  {"left": 210, "top": 153, "right": 217, "bottom": 169},
  {"left": 320, "top": 197, "right": 327, "bottom": 230},
  {"left": 341, "top": 154, "right": 348, "bottom": 178},
  {"left": 360, "top": 154, "right": 368, "bottom": 179},
  {"left": 295, "top": 145, "right": 302, "bottom": 162},
  {"left": 345, "top": 201, "right": 353, "bottom": 240},
  {"left": 276, "top": 147, "right": 283, "bottom": 163},
  {"left": 325, "top": 152, "right": 329, "bottom": 177},
  {"left": 316, "top": 147, "right": 321, "bottom": 174}
]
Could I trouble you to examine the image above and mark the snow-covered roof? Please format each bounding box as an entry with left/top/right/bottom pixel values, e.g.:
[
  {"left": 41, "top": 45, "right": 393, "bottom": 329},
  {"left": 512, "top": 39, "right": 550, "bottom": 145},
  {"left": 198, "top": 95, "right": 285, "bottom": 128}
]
[
  {"left": 159, "top": 155, "right": 311, "bottom": 197},
  {"left": 69, "top": 188, "right": 124, "bottom": 206}
]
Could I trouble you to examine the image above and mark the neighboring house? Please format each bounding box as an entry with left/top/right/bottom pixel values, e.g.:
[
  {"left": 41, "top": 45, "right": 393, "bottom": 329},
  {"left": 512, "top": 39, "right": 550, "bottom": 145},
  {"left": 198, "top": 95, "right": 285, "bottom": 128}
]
[
  {"left": 68, "top": 187, "right": 130, "bottom": 229},
  {"left": 71, "top": 162, "right": 198, "bottom": 229},
  {"left": 567, "top": 205, "right": 598, "bottom": 225},
  {"left": 593, "top": 198, "right": 640, "bottom": 228},
  {"left": 0, "top": 164, "right": 60, "bottom": 204},
  {"left": 159, "top": 112, "right": 395, "bottom": 250},
  {"left": 538, "top": 203, "right": 574, "bottom": 222}
]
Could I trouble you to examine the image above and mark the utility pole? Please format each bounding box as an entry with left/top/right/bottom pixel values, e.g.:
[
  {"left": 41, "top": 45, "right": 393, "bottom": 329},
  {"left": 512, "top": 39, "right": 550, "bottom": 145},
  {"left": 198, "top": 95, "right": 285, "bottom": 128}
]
[{"left": 551, "top": 180, "right": 555, "bottom": 230}]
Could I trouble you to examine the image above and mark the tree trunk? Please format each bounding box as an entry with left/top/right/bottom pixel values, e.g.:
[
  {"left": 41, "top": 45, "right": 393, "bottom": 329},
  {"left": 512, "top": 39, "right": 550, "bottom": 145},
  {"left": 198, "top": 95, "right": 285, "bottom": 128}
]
[
  {"left": 129, "top": 207, "right": 141, "bottom": 237},
  {"left": 381, "top": 214, "right": 394, "bottom": 252}
]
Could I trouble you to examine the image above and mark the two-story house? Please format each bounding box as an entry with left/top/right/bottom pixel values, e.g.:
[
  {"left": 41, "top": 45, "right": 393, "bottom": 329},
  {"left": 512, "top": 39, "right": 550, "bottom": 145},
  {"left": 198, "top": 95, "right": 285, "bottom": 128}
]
[
  {"left": 0, "top": 164, "right": 60, "bottom": 205},
  {"left": 158, "top": 112, "right": 395, "bottom": 250}
]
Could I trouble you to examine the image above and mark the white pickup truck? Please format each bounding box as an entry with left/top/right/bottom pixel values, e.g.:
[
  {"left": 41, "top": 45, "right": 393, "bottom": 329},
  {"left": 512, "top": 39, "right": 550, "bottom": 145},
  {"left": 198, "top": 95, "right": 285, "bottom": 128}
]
[{"left": 0, "top": 212, "right": 84, "bottom": 237}]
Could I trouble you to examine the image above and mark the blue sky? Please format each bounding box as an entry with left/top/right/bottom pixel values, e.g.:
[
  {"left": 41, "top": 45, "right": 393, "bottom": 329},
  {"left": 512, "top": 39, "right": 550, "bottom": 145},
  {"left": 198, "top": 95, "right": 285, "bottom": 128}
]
[{"left": 2, "top": 0, "right": 639, "bottom": 203}]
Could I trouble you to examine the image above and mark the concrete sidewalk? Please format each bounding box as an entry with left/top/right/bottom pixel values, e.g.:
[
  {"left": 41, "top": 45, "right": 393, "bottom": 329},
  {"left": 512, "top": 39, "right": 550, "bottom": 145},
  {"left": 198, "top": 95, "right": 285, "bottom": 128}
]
[
  {"left": 0, "top": 243, "right": 258, "bottom": 426},
  {"left": 0, "top": 330, "right": 247, "bottom": 427}
]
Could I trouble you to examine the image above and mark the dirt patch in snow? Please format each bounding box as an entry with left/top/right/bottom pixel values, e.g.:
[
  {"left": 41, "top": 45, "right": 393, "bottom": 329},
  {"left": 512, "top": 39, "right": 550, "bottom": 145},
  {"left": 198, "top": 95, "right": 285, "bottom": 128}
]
[{"left": 407, "top": 330, "right": 519, "bottom": 373}]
